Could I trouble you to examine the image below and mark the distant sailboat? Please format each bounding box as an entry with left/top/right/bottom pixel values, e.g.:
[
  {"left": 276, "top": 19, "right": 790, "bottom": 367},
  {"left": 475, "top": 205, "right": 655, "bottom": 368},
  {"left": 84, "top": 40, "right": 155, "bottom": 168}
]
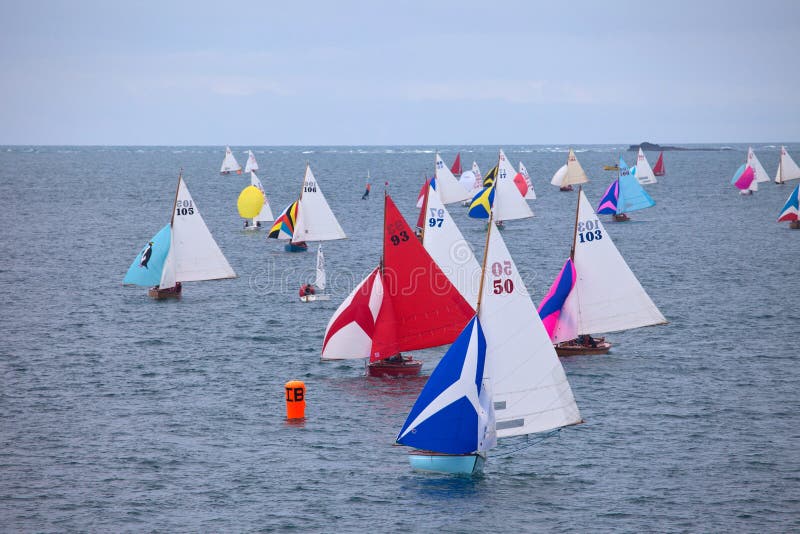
[
  {"left": 300, "top": 245, "right": 332, "bottom": 302},
  {"left": 538, "top": 188, "right": 667, "bottom": 356},
  {"left": 321, "top": 193, "right": 473, "bottom": 377},
  {"left": 241, "top": 172, "right": 274, "bottom": 230},
  {"left": 469, "top": 150, "right": 534, "bottom": 225},
  {"left": 450, "top": 152, "right": 462, "bottom": 176},
  {"left": 220, "top": 146, "right": 242, "bottom": 175},
  {"left": 597, "top": 156, "right": 655, "bottom": 221},
  {"left": 633, "top": 148, "right": 657, "bottom": 184},
  {"left": 778, "top": 183, "right": 800, "bottom": 229},
  {"left": 774, "top": 146, "right": 800, "bottom": 184},
  {"left": 551, "top": 149, "right": 589, "bottom": 191},
  {"left": 518, "top": 161, "right": 537, "bottom": 200},
  {"left": 244, "top": 150, "right": 259, "bottom": 173},
  {"left": 652, "top": 152, "right": 666, "bottom": 176},
  {"left": 747, "top": 147, "right": 770, "bottom": 184},
  {"left": 124, "top": 171, "right": 236, "bottom": 298},
  {"left": 730, "top": 164, "right": 757, "bottom": 195},
  {"left": 460, "top": 161, "right": 484, "bottom": 206},
  {"left": 362, "top": 171, "right": 371, "bottom": 200},
  {"left": 435, "top": 152, "right": 472, "bottom": 203},
  {"left": 268, "top": 164, "right": 346, "bottom": 252},
  {"left": 396, "top": 213, "right": 582, "bottom": 475}
]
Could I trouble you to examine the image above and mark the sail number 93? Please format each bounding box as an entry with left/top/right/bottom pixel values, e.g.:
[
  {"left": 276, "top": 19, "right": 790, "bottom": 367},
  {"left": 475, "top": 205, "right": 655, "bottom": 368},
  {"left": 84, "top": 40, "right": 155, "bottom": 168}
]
[
  {"left": 491, "top": 260, "right": 514, "bottom": 294},
  {"left": 577, "top": 219, "right": 603, "bottom": 243},
  {"left": 175, "top": 199, "right": 195, "bottom": 216},
  {"left": 386, "top": 220, "right": 410, "bottom": 246}
]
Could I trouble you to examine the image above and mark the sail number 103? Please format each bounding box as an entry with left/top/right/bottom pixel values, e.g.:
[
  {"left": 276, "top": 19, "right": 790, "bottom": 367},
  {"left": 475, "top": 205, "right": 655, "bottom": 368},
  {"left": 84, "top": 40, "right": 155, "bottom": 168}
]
[
  {"left": 175, "top": 199, "right": 194, "bottom": 216},
  {"left": 577, "top": 219, "right": 603, "bottom": 243}
]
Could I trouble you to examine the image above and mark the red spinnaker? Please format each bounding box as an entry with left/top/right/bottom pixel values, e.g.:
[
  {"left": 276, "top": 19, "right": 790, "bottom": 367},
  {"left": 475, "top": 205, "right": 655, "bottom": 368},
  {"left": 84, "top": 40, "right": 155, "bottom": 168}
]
[
  {"left": 450, "top": 152, "right": 462, "bottom": 175},
  {"left": 653, "top": 152, "right": 665, "bottom": 176}
]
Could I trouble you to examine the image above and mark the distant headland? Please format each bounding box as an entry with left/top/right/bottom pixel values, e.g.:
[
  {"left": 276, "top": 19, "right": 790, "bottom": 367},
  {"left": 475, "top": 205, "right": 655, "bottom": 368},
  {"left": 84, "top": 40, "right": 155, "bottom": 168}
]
[{"left": 628, "top": 141, "right": 733, "bottom": 152}]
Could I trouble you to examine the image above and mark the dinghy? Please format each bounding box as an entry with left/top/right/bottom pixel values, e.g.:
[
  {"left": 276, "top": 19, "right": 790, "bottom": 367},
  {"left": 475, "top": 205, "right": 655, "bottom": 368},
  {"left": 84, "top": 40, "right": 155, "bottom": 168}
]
[
  {"left": 124, "top": 171, "right": 236, "bottom": 298},
  {"left": 538, "top": 187, "right": 666, "bottom": 356},
  {"left": 597, "top": 156, "right": 655, "bottom": 221},
  {"left": 268, "top": 164, "right": 346, "bottom": 252},
  {"left": 300, "top": 245, "right": 332, "bottom": 302},
  {"left": 747, "top": 147, "right": 770, "bottom": 185},
  {"left": 396, "top": 213, "right": 582, "bottom": 475},
  {"left": 450, "top": 152, "right": 462, "bottom": 176},
  {"left": 467, "top": 149, "right": 534, "bottom": 227},
  {"left": 362, "top": 171, "right": 371, "bottom": 200},
  {"left": 244, "top": 150, "right": 259, "bottom": 173},
  {"left": 633, "top": 148, "right": 657, "bottom": 184},
  {"left": 242, "top": 172, "right": 274, "bottom": 230},
  {"left": 778, "top": 183, "right": 800, "bottom": 229},
  {"left": 774, "top": 146, "right": 800, "bottom": 184},
  {"left": 652, "top": 152, "right": 665, "bottom": 176},
  {"left": 321, "top": 192, "right": 473, "bottom": 378},
  {"left": 731, "top": 164, "right": 757, "bottom": 195},
  {"left": 220, "top": 146, "right": 242, "bottom": 175},
  {"left": 551, "top": 149, "right": 589, "bottom": 191},
  {"left": 435, "top": 152, "right": 472, "bottom": 204}
]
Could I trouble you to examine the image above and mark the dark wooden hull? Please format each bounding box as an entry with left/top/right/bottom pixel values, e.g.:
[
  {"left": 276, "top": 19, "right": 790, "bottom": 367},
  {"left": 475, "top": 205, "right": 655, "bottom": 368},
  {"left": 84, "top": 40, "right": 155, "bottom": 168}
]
[
  {"left": 367, "top": 356, "right": 422, "bottom": 377},
  {"left": 613, "top": 213, "right": 630, "bottom": 222},
  {"left": 559, "top": 185, "right": 574, "bottom": 192},
  {"left": 790, "top": 220, "right": 800, "bottom": 229},
  {"left": 148, "top": 285, "right": 182, "bottom": 299},
  {"left": 555, "top": 340, "right": 612, "bottom": 356}
]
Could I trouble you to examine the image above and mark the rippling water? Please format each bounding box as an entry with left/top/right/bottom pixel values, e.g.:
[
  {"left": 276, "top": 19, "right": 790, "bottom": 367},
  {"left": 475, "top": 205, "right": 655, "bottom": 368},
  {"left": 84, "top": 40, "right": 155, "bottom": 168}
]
[{"left": 1, "top": 145, "right": 798, "bottom": 531}]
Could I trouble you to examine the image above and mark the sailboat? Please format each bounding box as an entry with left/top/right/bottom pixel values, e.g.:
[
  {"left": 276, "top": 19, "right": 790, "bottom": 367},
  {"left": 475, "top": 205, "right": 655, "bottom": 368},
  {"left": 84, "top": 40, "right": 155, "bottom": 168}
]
[
  {"left": 460, "top": 161, "right": 484, "bottom": 206},
  {"left": 268, "top": 164, "right": 346, "bottom": 252},
  {"left": 778, "top": 183, "right": 800, "bottom": 229},
  {"left": 244, "top": 150, "right": 259, "bottom": 174},
  {"left": 300, "top": 245, "right": 332, "bottom": 302},
  {"left": 450, "top": 152, "right": 462, "bottom": 176},
  {"left": 124, "top": 171, "right": 237, "bottom": 299},
  {"left": 596, "top": 156, "right": 656, "bottom": 221},
  {"left": 321, "top": 192, "right": 474, "bottom": 377},
  {"left": 632, "top": 148, "right": 657, "bottom": 185},
  {"left": 747, "top": 147, "right": 770, "bottom": 184},
  {"left": 419, "top": 178, "right": 481, "bottom": 308},
  {"left": 538, "top": 187, "right": 667, "bottom": 356},
  {"left": 220, "top": 146, "right": 242, "bottom": 175},
  {"left": 730, "top": 164, "right": 757, "bottom": 195},
  {"left": 435, "top": 152, "right": 472, "bottom": 203},
  {"left": 241, "top": 172, "right": 274, "bottom": 230},
  {"left": 469, "top": 150, "right": 534, "bottom": 227},
  {"left": 518, "top": 161, "right": 537, "bottom": 200},
  {"left": 362, "top": 171, "right": 371, "bottom": 200},
  {"left": 774, "top": 146, "right": 800, "bottom": 184},
  {"left": 652, "top": 152, "right": 666, "bottom": 176},
  {"left": 396, "top": 213, "right": 582, "bottom": 475},
  {"left": 550, "top": 149, "right": 589, "bottom": 191}
]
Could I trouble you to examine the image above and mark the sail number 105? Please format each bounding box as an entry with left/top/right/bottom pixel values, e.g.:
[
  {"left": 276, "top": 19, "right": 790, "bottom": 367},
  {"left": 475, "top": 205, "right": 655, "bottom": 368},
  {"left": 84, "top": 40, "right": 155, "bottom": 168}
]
[
  {"left": 577, "top": 219, "right": 603, "bottom": 243},
  {"left": 176, "top": 199, "right": 194, "bottom": 216}
]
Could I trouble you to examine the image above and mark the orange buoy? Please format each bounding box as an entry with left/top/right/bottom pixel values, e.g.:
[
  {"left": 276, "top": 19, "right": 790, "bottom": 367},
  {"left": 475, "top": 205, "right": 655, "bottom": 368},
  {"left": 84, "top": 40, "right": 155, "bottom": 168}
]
[{"left": 285, "top": 380, "right": 306, "bottom": 419}]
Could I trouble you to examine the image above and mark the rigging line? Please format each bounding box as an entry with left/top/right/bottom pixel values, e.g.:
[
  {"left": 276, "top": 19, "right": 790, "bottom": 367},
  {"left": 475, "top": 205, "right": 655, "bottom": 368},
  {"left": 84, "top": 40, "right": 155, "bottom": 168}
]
[{"left": 491, "top": 428, "right": 562, "bottom": 458}]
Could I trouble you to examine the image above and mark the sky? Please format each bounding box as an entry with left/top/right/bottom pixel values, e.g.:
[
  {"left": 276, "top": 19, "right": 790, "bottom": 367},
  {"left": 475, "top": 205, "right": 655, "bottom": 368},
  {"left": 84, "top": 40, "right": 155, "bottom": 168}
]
[{"left": 1, "top": 0, "right": 798, "bottom": 145}]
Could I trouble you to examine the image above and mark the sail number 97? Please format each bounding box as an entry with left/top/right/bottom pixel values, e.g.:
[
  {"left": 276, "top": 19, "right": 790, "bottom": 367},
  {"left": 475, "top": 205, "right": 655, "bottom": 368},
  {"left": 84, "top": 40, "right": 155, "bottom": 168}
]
[
  {"left": 428, "top": 207, "right": 444, "bottom": 228},
  {"left": 176, "top": 199, "right": 194, "bottom": 216},
  {"left": 577, "top": 219, "right": 602, "bottom": 243},
  {"left": 491, "top": 261, "right": 514, "bottom": 294}
]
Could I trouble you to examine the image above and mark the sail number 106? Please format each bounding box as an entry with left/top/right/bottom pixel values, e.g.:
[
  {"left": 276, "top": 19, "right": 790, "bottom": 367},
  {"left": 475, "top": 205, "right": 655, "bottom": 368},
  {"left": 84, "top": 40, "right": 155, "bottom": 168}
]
[{"left": 577, "top": 219, "right": 603, "bottom": 243}]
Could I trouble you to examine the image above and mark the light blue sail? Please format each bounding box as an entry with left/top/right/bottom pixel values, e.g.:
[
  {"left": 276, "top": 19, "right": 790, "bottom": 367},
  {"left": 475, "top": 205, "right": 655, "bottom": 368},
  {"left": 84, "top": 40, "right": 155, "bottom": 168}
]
[
  {"left": 397, "top": 316, "right": 486, "bottom": 455},
  {"left": 123, "top": 224, "right": 171, "bottom": 286},
  {"left": 730, "top": 163, "right": 747, "bottom": 184},
  {"left": 617, "top": 157, "right": 655, "bottom": 214}
]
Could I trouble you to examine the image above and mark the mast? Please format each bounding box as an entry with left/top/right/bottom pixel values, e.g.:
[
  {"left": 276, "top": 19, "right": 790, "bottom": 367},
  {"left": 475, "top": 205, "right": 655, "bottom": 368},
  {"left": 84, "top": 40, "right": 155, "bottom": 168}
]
[
  {"left": 569, "top": 184, "right": 582, "bottom": 259},
  {"left": 475, "top": 212, "right": 494, "bottom": 314},
  {"left": 169, "top": 168, "right": 183, "bottom": 227},
  {"left": 779, "top": 147, "right": 784, "bottom": 183}
]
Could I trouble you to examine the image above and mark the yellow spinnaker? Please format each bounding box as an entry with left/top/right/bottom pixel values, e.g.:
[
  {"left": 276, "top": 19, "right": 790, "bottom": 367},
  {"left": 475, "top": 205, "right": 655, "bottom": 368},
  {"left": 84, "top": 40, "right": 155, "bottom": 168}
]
[{"left": 237, "top": 186, "right": 265, "bottom": 218}]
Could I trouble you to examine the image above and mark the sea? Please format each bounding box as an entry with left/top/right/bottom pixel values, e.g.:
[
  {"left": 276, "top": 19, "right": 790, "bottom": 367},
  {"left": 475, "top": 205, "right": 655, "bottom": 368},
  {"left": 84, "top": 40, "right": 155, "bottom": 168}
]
[{"left": 1, "top": 144, "right": 798, "bottom": 532}]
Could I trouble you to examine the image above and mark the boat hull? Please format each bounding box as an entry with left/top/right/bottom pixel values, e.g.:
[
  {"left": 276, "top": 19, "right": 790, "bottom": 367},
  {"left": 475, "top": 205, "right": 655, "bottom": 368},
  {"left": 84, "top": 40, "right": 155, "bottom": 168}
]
[
  {"left": 613, "top": 213, "right": 630, "bottom": 222},
  {"left": 285, "top": 242, "right": 308, "bottom": 252},
  {"left": 408, "top": 451, "right": 485, "bottom": 475},
  {"left": 367, "top": 356, "right": 422, "bottom": 377},
  {"left": 300, "top": 294, "right": 331, "bottom": 302},
  {"left": 790, "top": 221, "right": 800, "bottom": 229},
  {"left": 148, "top": 284, "right": 182, "bottom": 299},
  {"left": 559, "top": 185, "right": 574, "bottom": 192},
  {"left": 555, "top": 339, "right": 612, "bottom": 356}
]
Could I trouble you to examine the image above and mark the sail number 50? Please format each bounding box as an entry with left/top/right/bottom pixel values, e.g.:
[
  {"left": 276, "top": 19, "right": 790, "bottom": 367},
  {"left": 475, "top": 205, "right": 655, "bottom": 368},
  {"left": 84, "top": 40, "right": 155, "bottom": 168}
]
[
  {"left": 491, "top": 261, "right": 514, "bottom": 294},
  {"left": 577, "top": 219, "right": 602, "bottom": 243}
]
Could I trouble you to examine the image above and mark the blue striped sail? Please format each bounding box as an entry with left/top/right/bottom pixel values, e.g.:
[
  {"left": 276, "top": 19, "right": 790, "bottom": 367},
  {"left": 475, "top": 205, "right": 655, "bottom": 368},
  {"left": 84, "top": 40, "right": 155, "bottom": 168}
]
[
  {"left": 123, "top": 224, "right": 171, "bottom": 286},
  {"left": 397, "top": 317, "right": 487, "bottom": 454},
  {"left": 617, "top": 157, "right": 655, "bottom": 214}
]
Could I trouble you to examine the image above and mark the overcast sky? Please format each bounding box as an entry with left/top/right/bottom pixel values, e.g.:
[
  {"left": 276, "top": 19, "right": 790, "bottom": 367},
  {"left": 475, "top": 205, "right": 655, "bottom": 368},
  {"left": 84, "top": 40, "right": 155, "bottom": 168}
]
[{"left": 1, "top": 0, "right": 798, "bottom": 145}]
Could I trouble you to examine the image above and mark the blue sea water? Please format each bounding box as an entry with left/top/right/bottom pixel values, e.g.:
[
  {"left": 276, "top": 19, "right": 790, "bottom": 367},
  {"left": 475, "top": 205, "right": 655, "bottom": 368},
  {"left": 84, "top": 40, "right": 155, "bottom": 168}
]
[{"left": 1, "top": 144, "right": 798, "bottom": 532}]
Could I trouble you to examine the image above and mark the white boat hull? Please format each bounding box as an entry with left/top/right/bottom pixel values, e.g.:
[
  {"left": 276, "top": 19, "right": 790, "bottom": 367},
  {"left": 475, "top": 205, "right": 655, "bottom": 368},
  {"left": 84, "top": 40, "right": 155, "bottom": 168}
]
[
  {"left": 300, "top": 294, "right": 331, "bottom": 302},
  {"left": 408, "top": 451, "right": 485, "bottom": 475}
]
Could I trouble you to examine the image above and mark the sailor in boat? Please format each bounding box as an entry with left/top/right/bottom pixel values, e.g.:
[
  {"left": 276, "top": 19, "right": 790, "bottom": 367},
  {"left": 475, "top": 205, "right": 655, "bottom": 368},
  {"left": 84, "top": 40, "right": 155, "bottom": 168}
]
[
  {"left": 577, "top": 334, "right": 598, "bottom": 348},
  {"left": 299, "top": 283, "right": 316, "bottom": 297},
  {"left": 362, "top": 183, "right": 371, "bottom": 200}
]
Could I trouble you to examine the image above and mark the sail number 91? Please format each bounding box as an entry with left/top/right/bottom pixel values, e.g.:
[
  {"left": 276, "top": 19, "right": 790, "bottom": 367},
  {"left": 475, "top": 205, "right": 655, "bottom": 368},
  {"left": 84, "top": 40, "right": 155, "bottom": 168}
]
[
  {"left": 176, "top": 200, "right": 194, "bottom": 216},
  {"left": 577, "top": 219, "right": 602, "bottom": 243},
  {"left": 491, "top": 261, "right": 514, "bottom": 294},
  {"left": 428, "top": 208, "right": 444, "bottom": 228}
]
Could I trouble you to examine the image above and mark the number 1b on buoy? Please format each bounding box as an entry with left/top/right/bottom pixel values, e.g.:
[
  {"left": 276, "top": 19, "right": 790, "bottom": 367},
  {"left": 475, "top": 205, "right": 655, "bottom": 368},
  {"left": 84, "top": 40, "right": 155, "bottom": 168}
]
[{"left": 285, "top": 380, "right": 306, "bottom": 419}]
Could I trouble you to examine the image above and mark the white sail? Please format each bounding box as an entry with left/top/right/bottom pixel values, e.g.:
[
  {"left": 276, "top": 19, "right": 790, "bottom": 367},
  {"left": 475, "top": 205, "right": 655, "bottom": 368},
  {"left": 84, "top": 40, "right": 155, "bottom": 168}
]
[
  {"left": 479, "top": 222, "right": 582, "bottom": 438},
  {"left": 315, "top": 245, "right": 326, "bottom": 290},
  {"left": 321, "top": 268, "right": 383, "bottom": 360},
  {"left": 550, "top": 164, "right": 568, "bottom": 186},
  {"left": 775, "top": 146, "right": 800, "bottom": 183},
  {"left": 494, "top": 151, "right": 534, "bottom": 221},
  {"left": 565, "top": 149, "right": 589, "bottom": 186},
  {"left": 244, "top": 150, "right": 259, "bottom": 173},
  {"left": 250, "top": 172, "right": 274, "bottom": 222},
  {"left": 518, "top": 161, "right": 537, "bottom": 200},
  {"left": 472, "top": 161, "right": 482, "bottom": 188},
  {"left": 635, "top": 148, "right": 657, "bottom": 184},
  {"left": 220, "top": 146, "right": 241, "bottom": 173},
  {"left": 747, "top": 147, "right": 769, "bottom": 183},
  {"left": 553, "top": 190, "right": 666, "bottom": 341},
  {"left": 459, "top": 170, "right": 476, "bottom": 192},
  {"left": 423, "top": 181, "right": 481, "bottom": 309},
  {"left": 160, "top": 177, "right": 236, "bottom": 286},
  {"left": 292, "top": 165, "right": 347, "bottom": 243},
  {"left": 435, "top": 153, "right": 472, "bottom": 203}
]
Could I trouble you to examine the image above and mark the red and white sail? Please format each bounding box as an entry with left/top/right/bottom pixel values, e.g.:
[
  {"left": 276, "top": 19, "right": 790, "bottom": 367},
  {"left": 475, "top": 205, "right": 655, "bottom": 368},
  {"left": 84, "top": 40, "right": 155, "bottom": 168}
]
[
  {"left": 518, "top": 161, "right": 537, "bottom": 200},
  {"left": 775, "top": 146, "right": 800, "bottom": 184},
  {"left": 634, "top": 148, "right": 657, "bottom": 185}
]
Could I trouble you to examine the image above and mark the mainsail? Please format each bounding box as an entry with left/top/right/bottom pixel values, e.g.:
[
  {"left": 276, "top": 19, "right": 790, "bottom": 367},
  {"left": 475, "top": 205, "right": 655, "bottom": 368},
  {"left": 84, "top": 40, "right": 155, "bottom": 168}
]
[
  {"left": 774, "top": 146, "right": 800, "bottom": 184},
  {"left": 244, "top": 150, "right": 259, "bottom": 173},
  {"left": 220, "top": 146, "right": 241, "bottom": 174},
  {"left": 634, "top": 148, "right": 657, "bottom": 184},
  {"left": 435, "top": 153, "right": 472, "bottom": 203},
  {"left": 287, "top": 165, "right": 346, "bottom": 243}
]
